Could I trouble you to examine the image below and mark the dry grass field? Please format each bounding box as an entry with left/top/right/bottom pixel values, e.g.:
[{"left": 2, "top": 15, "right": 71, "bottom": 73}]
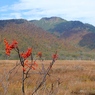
[{"left": 0, "top": 60, "right": 95, "bottom": 95}]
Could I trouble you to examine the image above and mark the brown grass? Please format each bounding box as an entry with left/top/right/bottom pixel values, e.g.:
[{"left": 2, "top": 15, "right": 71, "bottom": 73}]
[{"left": 0, "top": 60, "right": 95, "bottom": 95}]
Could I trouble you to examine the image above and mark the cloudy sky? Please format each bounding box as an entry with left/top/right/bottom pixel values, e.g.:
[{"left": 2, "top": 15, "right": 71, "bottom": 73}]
[{"left": 0, "top": 0, "right": 95, "bottom": 26}]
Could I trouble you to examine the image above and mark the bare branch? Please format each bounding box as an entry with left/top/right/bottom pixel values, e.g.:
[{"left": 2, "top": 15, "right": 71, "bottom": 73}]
[
  {"left": 32, "top": 59, "right": 56, "bottom": 95},
  {"left": 9, "top": 61, "right": 21, "bottom": 74}
]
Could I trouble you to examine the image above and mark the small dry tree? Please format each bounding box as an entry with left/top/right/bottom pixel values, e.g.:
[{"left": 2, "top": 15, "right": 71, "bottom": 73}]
[{"left": 3, "top": 39, "right": 58, "bottom": 95}]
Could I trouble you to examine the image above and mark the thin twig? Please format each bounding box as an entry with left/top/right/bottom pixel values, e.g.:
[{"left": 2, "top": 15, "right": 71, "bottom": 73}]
[{"left": 32, "top": 59, "right": 56, "bottom": 95}]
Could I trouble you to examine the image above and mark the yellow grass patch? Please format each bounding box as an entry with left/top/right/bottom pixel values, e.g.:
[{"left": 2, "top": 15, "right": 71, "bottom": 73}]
[{"left": 0, "top": 60, "right": 95, "bottom": 95}]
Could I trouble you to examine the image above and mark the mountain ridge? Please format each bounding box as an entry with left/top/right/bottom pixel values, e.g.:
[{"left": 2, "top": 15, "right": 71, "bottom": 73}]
[
  {"left": 0, "top": 17, "right": 95, "bottom": 59},
  {"left": 30, "top": 17, "right": 95, "bottom": 33},
  {"left": 30, "top": 17, "right": 95, "bottom": 49},
  {"left": 0, "top": 19, "right": 68, "bottom": 59}
]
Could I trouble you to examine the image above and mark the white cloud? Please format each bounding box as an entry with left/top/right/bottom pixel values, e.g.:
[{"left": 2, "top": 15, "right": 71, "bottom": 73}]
[
  {"left": 0, "top": 6, "right": 9, "bottom": 12},
  {"left": 11, "top": 0, "right": 95, "bottom": 10},
  {"left": 10, "top": 12, "right": 22, "bottom": 19},
  {"left": 0, "top": 0, "right": 95, "bottom": 25}
]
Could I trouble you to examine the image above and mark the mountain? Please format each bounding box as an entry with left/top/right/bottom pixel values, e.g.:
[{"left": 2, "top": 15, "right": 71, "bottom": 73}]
[
  {"left": 0, "top": 18, "right": 95, "bottom": 60},
  {"left": 30, "top": 17, "right": 67, "bottom": 32},
  {"left": 30, "top": 17, "right": 95, "bottom": 49},
  {"left": 0, "top": 19, "right": 77, "bottom": 59},
  {"left": 30, "top": 17, "right": 95, "bottom": 33}
]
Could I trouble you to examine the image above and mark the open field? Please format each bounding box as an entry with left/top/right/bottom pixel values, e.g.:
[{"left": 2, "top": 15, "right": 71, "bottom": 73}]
[{"left": 0, "top": 60, "right": 95, "bottom": 95}]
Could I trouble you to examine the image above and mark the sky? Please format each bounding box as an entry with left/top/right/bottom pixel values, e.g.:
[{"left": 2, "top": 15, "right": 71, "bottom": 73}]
[{"left": 0, "top": 0, "right": 95, "bottom": 26}]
